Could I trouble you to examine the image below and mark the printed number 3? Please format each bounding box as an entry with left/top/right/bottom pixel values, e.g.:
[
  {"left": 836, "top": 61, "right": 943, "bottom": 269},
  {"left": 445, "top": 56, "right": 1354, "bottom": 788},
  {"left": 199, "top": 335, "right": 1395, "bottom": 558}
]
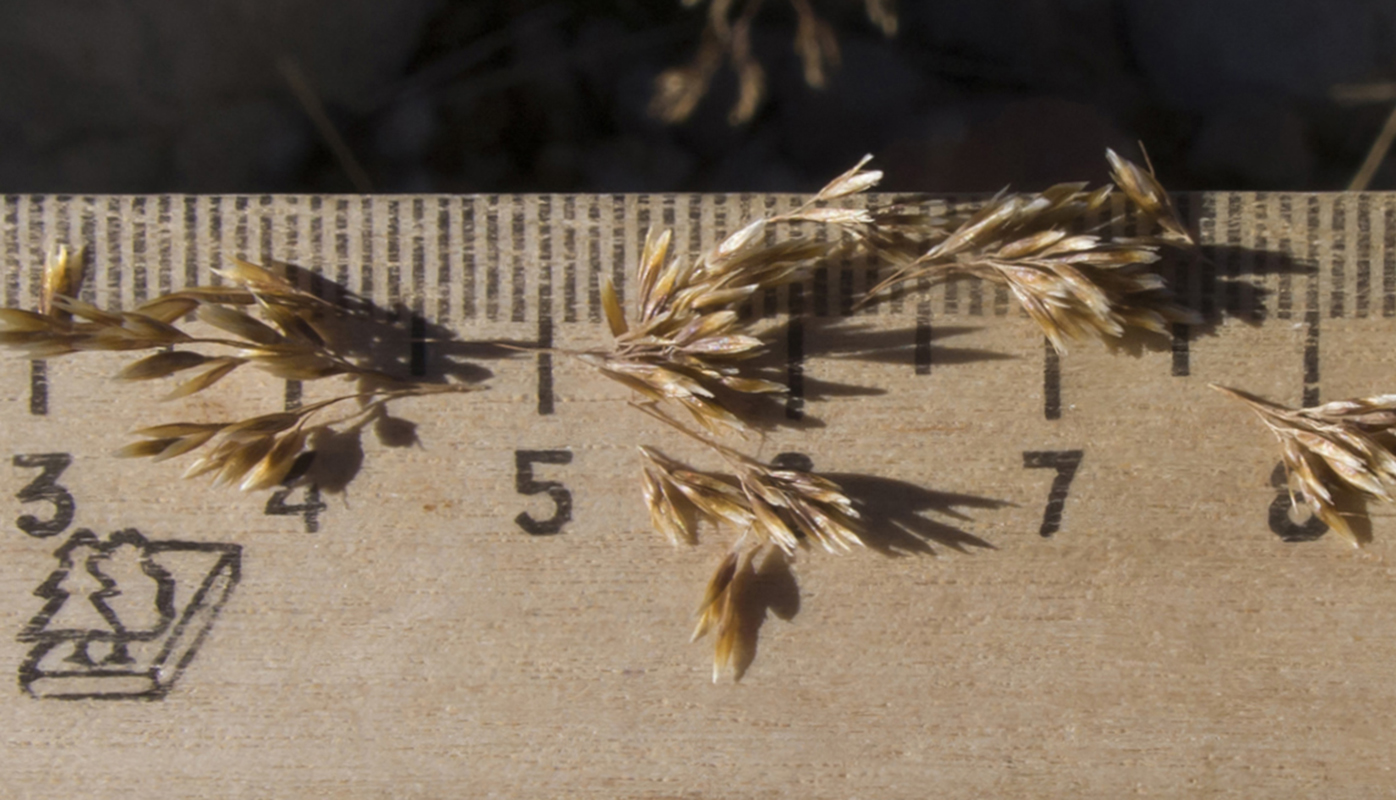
[
  {"left": 13, "top": 453, "right": 75, "bottom": 538},
  {"left": 515, "top": 450, "right": 573, "bottom": 535}
]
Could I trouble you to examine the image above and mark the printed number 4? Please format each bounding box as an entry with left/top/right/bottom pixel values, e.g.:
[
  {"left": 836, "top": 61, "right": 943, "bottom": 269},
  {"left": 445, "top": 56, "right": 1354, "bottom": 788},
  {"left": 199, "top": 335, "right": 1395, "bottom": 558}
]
[{"left": 265, "top": 485, "right": 326, "bottom": 533}]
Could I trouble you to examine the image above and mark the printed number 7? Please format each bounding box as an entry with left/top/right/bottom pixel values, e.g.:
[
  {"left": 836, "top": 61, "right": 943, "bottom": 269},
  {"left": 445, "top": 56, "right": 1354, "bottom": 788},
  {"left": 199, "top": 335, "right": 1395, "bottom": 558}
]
[{"left": 1023, "top": 450, "right": 1084, "bottom": 538}]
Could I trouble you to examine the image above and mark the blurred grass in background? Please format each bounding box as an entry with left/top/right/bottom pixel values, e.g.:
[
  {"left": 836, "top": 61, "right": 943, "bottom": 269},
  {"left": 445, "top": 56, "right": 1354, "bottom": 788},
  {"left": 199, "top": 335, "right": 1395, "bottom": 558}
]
[{"left": 1, "top": 0, "right": 1394, "bottom": 194}]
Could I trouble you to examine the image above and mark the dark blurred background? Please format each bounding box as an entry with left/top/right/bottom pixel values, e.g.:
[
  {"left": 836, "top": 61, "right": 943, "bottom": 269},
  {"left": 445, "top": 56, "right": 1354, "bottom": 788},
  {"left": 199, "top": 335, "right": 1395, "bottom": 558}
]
[{"left": 3, "top": 0, "right": 1396, "bottom": 195}]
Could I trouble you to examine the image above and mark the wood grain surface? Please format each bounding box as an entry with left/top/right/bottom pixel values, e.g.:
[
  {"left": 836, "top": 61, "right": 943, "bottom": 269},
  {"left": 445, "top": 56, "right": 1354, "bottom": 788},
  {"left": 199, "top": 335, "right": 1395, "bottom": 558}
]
[{"left": 2, "top": 192, "right": 1394, "bottom": 798}]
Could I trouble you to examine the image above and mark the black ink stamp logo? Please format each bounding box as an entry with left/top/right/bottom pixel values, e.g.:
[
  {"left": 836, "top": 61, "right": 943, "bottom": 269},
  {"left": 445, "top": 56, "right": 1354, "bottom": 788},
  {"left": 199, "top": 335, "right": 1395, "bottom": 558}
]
[{"left": 17, "top": 528, "right": 241, "bottom": 700}]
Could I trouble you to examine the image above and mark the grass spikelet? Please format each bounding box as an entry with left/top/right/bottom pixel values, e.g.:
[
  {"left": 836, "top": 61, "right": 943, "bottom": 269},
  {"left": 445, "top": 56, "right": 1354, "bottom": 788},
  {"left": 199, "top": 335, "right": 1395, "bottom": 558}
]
[
  {"left": 196, "top": 304, "right": 284, "bottom": 345},
  {"left": 163, "top": 358, "right": 247, "bottom": 400},
  {"left": 116, "top": 350, "right": 215, "bottom": 381},
  {"left": 691, "top": 545, "right": 758, "bottom": 682},
  {"left": 240, "top": 428, "right": 311, "bottom": 492},
  {"left": 1106, "top": 147, "right": 1194, "bottom": 246},
  {"left": 40, "top": 245, "right": 85, "bottom": 318}
]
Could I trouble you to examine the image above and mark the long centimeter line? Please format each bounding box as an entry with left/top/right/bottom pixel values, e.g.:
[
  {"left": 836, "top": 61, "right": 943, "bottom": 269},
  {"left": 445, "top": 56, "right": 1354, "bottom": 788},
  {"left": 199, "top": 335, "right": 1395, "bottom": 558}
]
[{"left": 0, "top": 192, "right": 1388, "bottom": 420}]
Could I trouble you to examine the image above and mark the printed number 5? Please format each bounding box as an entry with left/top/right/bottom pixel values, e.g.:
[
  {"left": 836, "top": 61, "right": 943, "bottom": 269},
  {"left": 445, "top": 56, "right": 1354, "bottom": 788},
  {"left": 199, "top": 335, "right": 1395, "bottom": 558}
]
[{"left": 514, "top": 450, "right": 573, "bottom": 535}]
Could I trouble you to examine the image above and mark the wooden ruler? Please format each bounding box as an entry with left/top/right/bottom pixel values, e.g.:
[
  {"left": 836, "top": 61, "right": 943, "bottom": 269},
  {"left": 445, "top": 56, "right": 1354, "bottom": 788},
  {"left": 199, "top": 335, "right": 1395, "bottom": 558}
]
[{"left": 3, "top": 192, "right": 1396, "bottom": 797}]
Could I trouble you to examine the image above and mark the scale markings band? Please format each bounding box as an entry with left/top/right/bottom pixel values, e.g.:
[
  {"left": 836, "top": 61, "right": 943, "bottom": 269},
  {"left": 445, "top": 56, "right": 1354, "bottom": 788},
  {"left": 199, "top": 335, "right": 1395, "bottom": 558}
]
[
  {"left": 0, "top": 192, "right": 1383, "bottom": 414},
  {"left": 0, "top": 191, "right": 1390, "bottom": 545}
]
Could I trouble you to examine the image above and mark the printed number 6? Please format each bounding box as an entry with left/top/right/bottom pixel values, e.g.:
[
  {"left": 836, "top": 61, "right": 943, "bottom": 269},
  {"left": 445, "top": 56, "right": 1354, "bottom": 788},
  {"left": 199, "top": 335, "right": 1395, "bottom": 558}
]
[
  {"left": 1268, "top": 462, "right": 1326, "bottom": 542},
  {"left": 514, "top": 450, "right": 573, "bottom": 535}
]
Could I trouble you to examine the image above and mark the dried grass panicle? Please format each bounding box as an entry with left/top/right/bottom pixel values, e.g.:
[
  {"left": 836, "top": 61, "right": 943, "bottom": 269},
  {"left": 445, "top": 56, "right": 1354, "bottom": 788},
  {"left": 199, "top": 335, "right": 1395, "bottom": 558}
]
[
  {"left": 637, "top": 405, "right": 864, "bottom": 555},
  {"left": 860, "top": 150, "right": 1199, "bottom": 354},
  {"left": 639, "top": 413, "right": 862, "bottom": 680},
  {"left": 655, "top": 0, "right": 898, "bottom": 124},
  {"left": 12, "top": 255, "right": 456, "bottom": 391},
  {"left": 3, "top": 253, "right": 475, "bottom": 491},
  {"left": 601, "top": 159, "right": 878, "bottom": 678},
  {"left": 116, "top": 383, "right": 467, "bottom": 492},
  {"left": 651, "top": 0, "right": 761, "bottom": 125},
  {"left": 791, "top": 0, "right": 840, "bottom": 89},
  {"left": 0, "top": 256, "right": 378, "bottom": 385},
  {"left": 116, "top": 402, "right": 328, "bottom": 492},
  {"left": 862, "top": 0, "right": 898, "bottom": 35},
  {"left": 642, "top": 444, "right": 864, "bottom": 554},
  {"left": 589, "top": 157, "right": 880, "bottom": 432},
  {"left": 1212, "top": 384, "right": 1396, "bottom": 547}
]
